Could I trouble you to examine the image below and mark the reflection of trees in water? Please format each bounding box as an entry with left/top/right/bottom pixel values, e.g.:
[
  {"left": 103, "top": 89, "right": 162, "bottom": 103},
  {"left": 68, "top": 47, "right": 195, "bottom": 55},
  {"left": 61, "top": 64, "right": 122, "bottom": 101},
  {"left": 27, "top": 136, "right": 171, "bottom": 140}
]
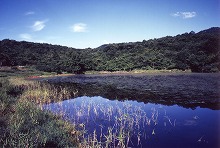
[
  {"left": 43, "top": 74, "right": 220, "bottom": 110},
  {"left": 56, "top": 83, "right": 218, "bottom": 110}
]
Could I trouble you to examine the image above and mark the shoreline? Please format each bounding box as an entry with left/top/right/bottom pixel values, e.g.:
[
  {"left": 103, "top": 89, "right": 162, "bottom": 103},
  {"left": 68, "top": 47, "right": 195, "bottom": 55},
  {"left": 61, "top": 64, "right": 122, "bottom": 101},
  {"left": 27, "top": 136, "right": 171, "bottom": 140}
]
[
  {"left": 26, "top": 69, "right": 220, "bottom": 80},
  {"left": 1, "top": 66, "right": 217, "bottom": 80}
]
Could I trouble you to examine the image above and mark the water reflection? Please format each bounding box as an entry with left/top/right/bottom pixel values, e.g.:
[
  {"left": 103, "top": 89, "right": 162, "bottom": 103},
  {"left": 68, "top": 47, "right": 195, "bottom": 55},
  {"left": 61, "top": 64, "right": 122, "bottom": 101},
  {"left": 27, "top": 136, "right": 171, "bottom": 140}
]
[
  {"left": 40, "top": 73, "right": 220, "bottom": 110},
  {"left": 43, "top": 96, "right": 220, "bottom": 147}
]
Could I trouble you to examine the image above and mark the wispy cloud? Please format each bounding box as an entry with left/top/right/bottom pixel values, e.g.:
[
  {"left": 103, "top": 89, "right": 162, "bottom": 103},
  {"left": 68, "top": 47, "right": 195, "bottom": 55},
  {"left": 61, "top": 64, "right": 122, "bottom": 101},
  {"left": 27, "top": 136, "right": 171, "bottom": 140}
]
[
  {"left": 25, "top": 11, "right": 35, "bottom": 15},
  {"left": 171, "top": 11, "right": 197, "bottom": 19},
  {"left": 19, "top": 33, "right": 32, "bottom": 40},
  {"left": 19, "top": 33, "right": 46, "bottom": 43},
  {"left": 182, "top": 12, "right": 197, "bottom": 18},
  {"left": 31, "top": 20, "right": 47, "bottom": 31},
  {"left": 70, "top": 23, "right": 88, "bottom": 32}
]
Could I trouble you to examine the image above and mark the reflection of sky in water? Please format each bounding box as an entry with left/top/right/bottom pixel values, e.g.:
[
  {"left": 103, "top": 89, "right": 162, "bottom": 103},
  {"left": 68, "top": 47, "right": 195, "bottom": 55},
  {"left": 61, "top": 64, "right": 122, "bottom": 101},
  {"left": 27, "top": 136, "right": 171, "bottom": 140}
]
[{"left": 43, "top": 96, "right": 220, "bottom": 147}]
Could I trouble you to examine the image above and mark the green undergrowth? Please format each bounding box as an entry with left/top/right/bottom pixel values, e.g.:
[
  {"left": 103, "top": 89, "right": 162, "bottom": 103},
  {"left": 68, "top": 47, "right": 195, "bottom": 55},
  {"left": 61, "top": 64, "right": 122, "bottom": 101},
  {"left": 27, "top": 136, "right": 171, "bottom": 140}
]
[{"left": 0, "top": 77, "right": 80, "bottom": 147}]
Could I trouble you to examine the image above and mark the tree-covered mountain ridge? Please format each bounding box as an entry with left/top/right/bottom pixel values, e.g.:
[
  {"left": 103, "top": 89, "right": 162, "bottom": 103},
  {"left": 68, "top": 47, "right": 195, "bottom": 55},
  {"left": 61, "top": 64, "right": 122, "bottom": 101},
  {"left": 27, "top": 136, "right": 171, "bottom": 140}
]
[{"left": 1, "top": 27, "right": 219, "bottom": 73}]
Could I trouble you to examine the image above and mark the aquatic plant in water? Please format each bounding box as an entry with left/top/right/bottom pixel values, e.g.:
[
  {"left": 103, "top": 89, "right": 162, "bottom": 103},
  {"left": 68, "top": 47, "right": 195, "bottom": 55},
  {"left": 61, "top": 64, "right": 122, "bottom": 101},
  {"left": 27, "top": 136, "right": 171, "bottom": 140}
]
[{"left": 43, "top": 96, "right": 175, "bottom": 147}]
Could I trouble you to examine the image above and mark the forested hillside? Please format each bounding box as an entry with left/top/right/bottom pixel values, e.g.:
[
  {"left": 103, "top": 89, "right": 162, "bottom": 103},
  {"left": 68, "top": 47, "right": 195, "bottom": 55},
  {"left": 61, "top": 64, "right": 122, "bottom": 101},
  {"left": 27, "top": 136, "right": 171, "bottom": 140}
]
[{"left": 0, "top": 27, "right": 219, "bottom": 73}]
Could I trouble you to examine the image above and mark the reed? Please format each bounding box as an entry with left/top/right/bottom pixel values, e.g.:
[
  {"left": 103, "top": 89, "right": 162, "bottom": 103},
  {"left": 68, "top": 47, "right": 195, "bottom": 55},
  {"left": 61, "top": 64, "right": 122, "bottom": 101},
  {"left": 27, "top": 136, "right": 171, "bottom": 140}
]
[
  {"left": 7, "top": 77, "right": 72, "bottom": 104},
  {"left": 43, "top": 97, "right": 166, "bottom": 147}
]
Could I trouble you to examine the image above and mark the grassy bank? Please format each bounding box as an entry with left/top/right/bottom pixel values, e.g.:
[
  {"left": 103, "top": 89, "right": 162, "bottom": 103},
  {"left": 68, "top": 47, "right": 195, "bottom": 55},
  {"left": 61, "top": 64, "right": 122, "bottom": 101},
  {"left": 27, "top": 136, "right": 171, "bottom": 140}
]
[{"left": 0, "top": 77, "right": 81, "bottom": 147}]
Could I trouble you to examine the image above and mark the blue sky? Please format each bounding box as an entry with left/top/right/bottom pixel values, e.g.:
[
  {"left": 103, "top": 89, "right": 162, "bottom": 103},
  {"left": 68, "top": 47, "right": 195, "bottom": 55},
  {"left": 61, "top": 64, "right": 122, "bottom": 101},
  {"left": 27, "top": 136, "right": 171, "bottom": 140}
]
[{"left": 0, "top": 0, "right": 219, "bottom": 48}]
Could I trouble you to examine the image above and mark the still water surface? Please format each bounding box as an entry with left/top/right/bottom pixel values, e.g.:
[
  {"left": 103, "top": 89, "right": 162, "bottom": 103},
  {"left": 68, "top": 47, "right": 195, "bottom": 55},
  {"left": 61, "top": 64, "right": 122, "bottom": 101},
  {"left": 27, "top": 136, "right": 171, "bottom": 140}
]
[
  {"left": 41, "top": 73, "right": 220, "bottom": 109},
  {"left": 43, "top": 96, "right": 220, "bottom": 147}
]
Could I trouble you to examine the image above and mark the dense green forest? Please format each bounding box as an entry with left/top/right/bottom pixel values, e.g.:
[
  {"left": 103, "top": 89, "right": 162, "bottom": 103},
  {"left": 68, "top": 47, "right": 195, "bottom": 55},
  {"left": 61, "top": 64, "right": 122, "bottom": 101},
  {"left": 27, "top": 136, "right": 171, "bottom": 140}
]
[{"left": 0, "top": 27, "right": 219, "bottom": 73}]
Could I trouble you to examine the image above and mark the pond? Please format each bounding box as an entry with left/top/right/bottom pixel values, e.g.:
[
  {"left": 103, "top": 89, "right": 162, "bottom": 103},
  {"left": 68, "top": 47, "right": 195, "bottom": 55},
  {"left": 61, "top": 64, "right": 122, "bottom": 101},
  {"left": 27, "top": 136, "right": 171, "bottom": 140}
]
[
  {"left": 43, "top": 96, "right": 220, "bottom": 147},
  {"left": 40, "top": 73, "right": 220, "bottom": 147}
]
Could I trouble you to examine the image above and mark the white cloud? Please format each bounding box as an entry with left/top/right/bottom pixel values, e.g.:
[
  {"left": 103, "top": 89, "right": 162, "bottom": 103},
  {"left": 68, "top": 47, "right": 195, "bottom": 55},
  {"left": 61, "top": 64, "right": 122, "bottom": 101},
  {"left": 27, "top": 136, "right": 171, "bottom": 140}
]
[
  {"left": 25, "top": 11, "right": 35, "bottom": 15},
  {"left": 182, "top": 12, "right": 196, "bottom": 18},
  {"left": 19, "top": 33, "right": 32, "bottom": 40},
  {"left": 71, "top": 23, "right": 87, "bottom": 32},
  {"left": 172, "top": 11, "right": 196, "bottom": 19},
  {"left": 31, "top": 20, "right": 46, "bottom": 31}
]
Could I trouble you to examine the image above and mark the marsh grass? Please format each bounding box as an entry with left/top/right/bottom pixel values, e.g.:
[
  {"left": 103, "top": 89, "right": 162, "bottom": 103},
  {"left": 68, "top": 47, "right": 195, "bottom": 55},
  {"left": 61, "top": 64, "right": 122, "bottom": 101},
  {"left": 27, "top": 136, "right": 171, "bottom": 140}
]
[
  {"left": 21, "top": 81, "right": 71, "bottom": 104},
  {"left": 6, "top": 77, "right": 72, "bottom": 104},
  {"left": 1, "top": 76, "right": 175, "bottom": 147},
  {"left": 0, "top": 77, "right": 80, "bottom": 147}
]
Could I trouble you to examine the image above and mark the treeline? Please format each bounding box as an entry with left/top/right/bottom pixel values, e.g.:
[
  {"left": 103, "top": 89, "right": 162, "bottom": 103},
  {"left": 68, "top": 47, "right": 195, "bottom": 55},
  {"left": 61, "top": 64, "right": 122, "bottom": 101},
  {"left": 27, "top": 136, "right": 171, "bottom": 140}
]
[{"left": 0, "top": 27, "right": 219, "bottom": 73}]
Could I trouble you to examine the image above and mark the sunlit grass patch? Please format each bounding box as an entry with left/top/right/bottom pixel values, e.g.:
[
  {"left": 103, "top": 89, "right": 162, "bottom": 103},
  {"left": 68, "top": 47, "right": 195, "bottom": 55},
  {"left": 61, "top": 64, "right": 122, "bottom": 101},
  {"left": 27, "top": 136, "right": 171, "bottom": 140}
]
[
  {"left": 8, "top": 77, "right": 35, "bottom": 87},
  {"left": 20, "top": 82, "right": 70, "bottom": 104},
  {"left": 3, "top": 99, "right": 79, "bottom": 147},
  {"left": 0, "top": 77, "right": 80, "bottom": 147},
  {"left": 6, "top": 77, "right": 71, "bottom": 104}
]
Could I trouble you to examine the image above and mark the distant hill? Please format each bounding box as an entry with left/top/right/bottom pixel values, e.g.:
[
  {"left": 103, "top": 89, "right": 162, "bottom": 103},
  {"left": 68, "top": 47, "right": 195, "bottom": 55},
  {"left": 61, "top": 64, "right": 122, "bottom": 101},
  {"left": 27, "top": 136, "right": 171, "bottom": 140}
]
[{"left": 0, "top": 27, "right": 219, "bottom": 73}]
